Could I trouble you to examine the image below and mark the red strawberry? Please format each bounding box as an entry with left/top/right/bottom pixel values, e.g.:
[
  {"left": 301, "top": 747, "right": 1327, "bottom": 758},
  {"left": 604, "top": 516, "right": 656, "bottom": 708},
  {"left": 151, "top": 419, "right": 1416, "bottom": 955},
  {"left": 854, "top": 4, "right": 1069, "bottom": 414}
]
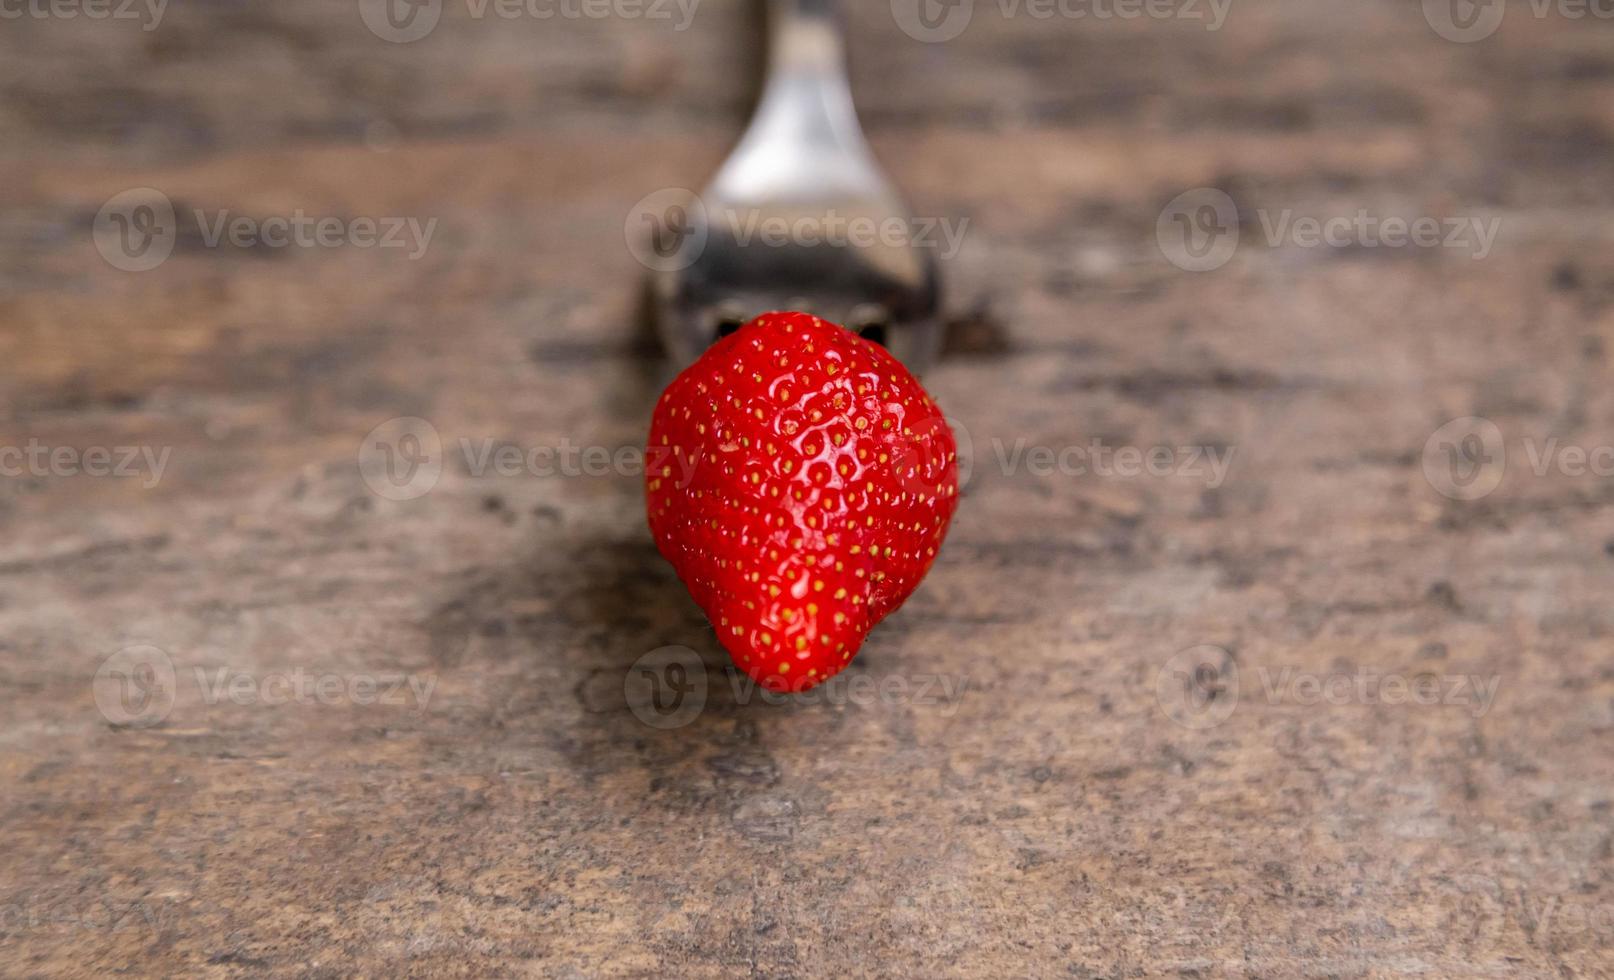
[{"left": 646, "top": 311, "right": 959, "bottom": 693}]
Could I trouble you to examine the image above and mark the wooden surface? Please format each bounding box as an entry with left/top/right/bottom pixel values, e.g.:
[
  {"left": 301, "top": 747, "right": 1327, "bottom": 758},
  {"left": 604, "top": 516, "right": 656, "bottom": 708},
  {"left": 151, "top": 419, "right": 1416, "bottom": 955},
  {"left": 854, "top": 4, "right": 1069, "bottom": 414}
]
[{"left": 3, "top": 1, "right": 1614, "bottom": 976}]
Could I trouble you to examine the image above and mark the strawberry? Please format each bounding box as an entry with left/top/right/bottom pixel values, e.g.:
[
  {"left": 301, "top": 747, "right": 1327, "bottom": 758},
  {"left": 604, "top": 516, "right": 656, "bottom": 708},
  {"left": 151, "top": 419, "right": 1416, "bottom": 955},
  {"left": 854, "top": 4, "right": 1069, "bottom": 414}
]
[{"left": 646, "top": 311, "right": 959, "bottom": 693}]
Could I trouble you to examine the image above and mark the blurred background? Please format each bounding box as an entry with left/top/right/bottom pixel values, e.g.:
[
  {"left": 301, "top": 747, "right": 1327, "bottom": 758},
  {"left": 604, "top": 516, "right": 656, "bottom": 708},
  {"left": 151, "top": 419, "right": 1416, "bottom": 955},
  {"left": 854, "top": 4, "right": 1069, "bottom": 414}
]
[{"left": 4, "top": 1, "right": 1614, "bottom": 976}]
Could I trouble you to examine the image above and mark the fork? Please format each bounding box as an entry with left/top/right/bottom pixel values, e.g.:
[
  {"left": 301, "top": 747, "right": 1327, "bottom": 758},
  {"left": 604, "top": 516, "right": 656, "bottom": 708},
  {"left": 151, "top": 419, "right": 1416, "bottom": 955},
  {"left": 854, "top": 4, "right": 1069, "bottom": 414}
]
[{"left": 649, "top": 0, "right": 943, "bottom": 375}]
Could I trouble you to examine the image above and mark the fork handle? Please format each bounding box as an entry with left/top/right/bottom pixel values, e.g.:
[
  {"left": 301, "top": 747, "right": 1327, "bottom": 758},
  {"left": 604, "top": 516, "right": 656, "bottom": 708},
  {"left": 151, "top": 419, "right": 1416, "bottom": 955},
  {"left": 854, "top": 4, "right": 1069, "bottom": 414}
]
[
  {"left": 759, "top": 0, "right": 874, "bottom": 170},
  {"left": 767, "top": 0, "right": 846, "bottom": 79}
]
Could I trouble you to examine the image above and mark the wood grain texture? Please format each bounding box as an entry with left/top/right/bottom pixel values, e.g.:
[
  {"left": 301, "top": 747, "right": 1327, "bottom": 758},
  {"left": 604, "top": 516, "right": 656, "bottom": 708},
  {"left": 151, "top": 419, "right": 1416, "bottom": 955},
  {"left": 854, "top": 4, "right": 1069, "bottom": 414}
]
[{"left": 2, "top": 1, "right": 1613, "bottom": 976}]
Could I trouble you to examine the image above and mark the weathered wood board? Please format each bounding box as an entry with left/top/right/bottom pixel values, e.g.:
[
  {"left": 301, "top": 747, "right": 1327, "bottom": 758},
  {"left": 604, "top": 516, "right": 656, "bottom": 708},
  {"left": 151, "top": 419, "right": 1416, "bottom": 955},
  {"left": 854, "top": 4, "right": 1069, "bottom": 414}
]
[{"left": 2, "top": 1, "right": 1613, "bottom": 976}]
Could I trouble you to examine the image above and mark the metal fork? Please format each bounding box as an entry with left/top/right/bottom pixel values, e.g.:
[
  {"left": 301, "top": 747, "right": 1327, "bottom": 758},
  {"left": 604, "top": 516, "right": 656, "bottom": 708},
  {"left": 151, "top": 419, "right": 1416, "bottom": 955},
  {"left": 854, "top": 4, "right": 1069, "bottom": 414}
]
[{"left": 649, "top": 0, "right": 942, "bottom": 374}]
